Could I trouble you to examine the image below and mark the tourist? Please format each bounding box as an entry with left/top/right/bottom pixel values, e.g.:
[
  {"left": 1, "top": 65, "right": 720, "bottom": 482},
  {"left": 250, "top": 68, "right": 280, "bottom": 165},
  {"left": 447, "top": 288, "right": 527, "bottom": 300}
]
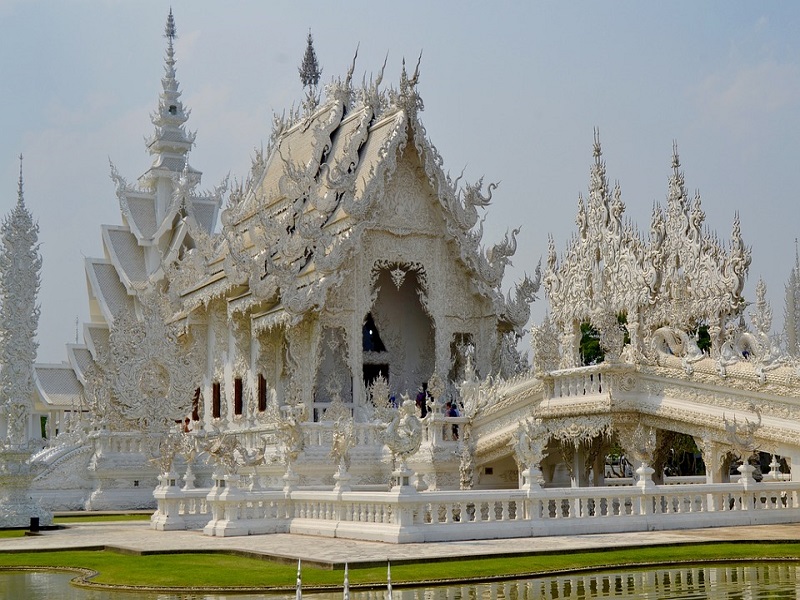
[
  {"left": 446, "top": 401, "right": 459, "bottom": 440},
  {"left": 415, "top": 384, "right": 428, "bottom": 418}
]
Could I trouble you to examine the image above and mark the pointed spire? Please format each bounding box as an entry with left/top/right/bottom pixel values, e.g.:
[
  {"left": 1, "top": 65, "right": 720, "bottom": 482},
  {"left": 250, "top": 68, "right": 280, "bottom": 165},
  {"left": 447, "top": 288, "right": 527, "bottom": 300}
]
[
  {"left": 345, "top": 43, "right": 359, "bottom": 88},
  {"left": 165, "top": 7, "right": 176, "bottom": 43},
  {"left": 299, "top": 30, "right": 323, "bottom": 114},
  {"left": 17, "top": 154, "right": 24, "bottom": 206},
  {"left": 592, "top": 127, "right": 602, "bottom": 163},
  {"left": 671, "top": 139, "right": 680, "bottom": 175},
  {"left": 144, "top": 9, "right": 196, "bottom": 178},
  {"left": 299, "top": 30, "right": 322, "bottom": 89}
]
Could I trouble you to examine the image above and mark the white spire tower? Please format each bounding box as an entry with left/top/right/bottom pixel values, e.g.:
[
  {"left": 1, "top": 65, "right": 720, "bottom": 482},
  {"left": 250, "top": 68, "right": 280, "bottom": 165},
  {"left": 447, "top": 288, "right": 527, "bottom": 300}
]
[
  {"left": 0, "top": 155, "right": 42, "bottom": 446},
  {"left": 141, "top": 8, "right": 199, "bottom": 221},
  {"left": 0, "top": 155, "right": 51, "bottom": 528}
]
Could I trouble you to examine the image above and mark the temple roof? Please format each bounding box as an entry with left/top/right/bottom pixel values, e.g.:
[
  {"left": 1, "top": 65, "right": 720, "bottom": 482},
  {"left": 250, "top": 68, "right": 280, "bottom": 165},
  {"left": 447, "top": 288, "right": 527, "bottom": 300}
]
[
  {"left": 102, "top": 225, "right": 148, "bottom": 290},
  {"left": 84, "top": 258, "right": 135, "bottom": 324},
  {"left": 33, "top": 363, "right": 82, "bottom": 408},
  {"left": 172, "top": 64, "right": 530, "bottom": 324},
  {"left": 66, "top": 344, "right": 94, "bottom": 387}
]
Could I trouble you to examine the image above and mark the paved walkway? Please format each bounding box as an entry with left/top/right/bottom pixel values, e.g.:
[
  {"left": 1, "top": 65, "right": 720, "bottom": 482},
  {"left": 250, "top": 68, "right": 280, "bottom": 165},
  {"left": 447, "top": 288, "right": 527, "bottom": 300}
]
[{"left": 3, "top": 522, "right": 800, "bottom": 566}]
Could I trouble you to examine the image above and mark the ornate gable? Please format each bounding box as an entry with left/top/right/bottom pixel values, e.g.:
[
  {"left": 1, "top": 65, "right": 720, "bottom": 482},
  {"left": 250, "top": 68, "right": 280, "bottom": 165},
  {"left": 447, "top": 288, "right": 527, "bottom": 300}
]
[{"left": 171, "top": 59, "right": 539, "bottom": 339}]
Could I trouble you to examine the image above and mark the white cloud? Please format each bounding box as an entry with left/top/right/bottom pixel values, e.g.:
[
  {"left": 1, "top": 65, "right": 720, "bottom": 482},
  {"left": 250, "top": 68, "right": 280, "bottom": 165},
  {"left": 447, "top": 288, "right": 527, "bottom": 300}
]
[{"left": 692, "top": 61, "right": 800, "bottom": 134}]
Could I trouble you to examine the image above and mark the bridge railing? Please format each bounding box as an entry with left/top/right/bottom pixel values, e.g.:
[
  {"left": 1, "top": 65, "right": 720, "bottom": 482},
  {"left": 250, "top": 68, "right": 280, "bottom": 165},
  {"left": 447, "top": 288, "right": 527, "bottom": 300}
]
[{"left": 154, "top": 478, "right": 800, "bottom": 542}]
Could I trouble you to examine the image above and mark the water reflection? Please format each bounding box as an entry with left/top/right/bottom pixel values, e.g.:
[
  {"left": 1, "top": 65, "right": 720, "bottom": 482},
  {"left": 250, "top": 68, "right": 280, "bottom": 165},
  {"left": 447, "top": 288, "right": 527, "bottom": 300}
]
[{"left": 2, "top": 563, "right": 800, "bottom": 600}]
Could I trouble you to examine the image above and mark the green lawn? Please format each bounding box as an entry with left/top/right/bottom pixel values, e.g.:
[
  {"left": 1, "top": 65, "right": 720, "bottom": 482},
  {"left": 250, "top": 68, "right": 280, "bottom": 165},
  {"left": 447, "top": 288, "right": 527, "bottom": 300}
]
[
  {"left": 53, "top": 514, "right": 151, "bottom": 524},
  {"left": 1, "top": 543, "right": 800, "bottom": 590},
  {"left": 0, "top": 530, "right": 26, "bottom": 539}
]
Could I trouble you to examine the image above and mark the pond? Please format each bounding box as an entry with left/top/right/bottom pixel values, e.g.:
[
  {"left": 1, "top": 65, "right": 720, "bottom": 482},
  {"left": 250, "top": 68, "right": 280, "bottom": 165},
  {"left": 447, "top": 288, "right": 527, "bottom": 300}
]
[{"left": 2, "top": 562, "right": 799, "bottom": 599}]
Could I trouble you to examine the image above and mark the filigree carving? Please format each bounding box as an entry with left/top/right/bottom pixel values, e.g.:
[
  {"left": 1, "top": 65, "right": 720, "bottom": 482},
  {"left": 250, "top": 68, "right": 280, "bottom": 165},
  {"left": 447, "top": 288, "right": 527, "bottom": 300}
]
[
  {"left": 329, "top": 415, "right": 355, "bottom": 470},
  {"left": 723, "top": 405, "right": 762, "bottom": 460},
  {"left": 0, "top": 185, "right": 41, "bottom": 447},
  {"left": 545, "top": 136, "right": 750, "bottom": 369},
  {"left": 382, "top": 395, "right": 422, "bottom": 461},
  {"left": 511, "top": 418, "right": 549, "bottom": 471},
  {"left": 83, "top": 293, "right": 200, "bottom": 434}
]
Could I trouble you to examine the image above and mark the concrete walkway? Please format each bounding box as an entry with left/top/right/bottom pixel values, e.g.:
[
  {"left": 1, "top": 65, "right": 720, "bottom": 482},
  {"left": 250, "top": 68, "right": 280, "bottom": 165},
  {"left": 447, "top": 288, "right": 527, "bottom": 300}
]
[{"left": 3, "top": 521, "right": 800, "bottom": 566}]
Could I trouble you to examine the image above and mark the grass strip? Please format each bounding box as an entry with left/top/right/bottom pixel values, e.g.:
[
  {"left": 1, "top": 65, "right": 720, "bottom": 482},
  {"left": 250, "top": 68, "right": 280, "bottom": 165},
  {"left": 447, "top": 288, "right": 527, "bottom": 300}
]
[
  {"left": 0, "top": 530, "right": 26, "bottom": 539},
  {"left": 53, "top": 514, "right": 151, "bottom": 524},
  {"left": 1, "top": 543, "right": 800, "bottom": 590}
]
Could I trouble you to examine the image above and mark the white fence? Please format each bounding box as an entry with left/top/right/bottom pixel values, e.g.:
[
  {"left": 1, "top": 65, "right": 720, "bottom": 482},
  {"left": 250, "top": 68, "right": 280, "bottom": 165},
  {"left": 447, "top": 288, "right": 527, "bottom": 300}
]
[{"left": 152, "top": 478, "right": 800, "bottom": 543}]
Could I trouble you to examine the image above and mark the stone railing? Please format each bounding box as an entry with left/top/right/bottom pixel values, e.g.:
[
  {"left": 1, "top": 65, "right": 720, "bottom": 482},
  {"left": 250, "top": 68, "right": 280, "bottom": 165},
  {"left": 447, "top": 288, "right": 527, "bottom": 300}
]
[
  {"left": 422, "top": 415, "right": 468, "bottom": 444},
  {"left": 152, "top": 483, "right": 210, "bottom": 531},
  {"left": 541, "top": 363, "right": 643, "bottom": 402},
  {"left": 544, "top": 364, "right": 613, "bottom": 400},
  {"left": 302, "top": 422, "right": 384, "bottom": 449},
  {"left": 154, "top": 477, "right": 800, "bottom": 542},
  {"left": 94, "top": 431, "right": 158, "bottom": 454}
]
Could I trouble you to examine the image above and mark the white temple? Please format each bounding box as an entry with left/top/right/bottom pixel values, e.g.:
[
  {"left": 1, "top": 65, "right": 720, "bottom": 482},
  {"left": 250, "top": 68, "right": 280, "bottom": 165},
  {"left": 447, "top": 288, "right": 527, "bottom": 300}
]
[{"left": 9, "top": 12, "right": 800, "bottom": 541}]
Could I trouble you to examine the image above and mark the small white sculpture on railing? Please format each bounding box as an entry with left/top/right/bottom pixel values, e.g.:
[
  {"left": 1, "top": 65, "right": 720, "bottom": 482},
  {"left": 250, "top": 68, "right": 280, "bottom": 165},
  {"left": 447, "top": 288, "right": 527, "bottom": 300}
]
[
  {"left": 383, "top": 395, "right": 422, "bottom": 489},
  {"left": 146, "top": 429, "right": 183, "bottom": 487},
  {"left": 179, "top": 429, "right": 202, "bottom": 489},
  {"left": 330, "top": 415, "right": 355, "bottom": 491},
  {"left": 275, "top": 404, "right": 306, "bottom": 491},
  {"left": 511, "top": 418, "right": 549, "bottom": 490},
  {"left": 723, "top": 405, "right": 762, "bottom": 488}
]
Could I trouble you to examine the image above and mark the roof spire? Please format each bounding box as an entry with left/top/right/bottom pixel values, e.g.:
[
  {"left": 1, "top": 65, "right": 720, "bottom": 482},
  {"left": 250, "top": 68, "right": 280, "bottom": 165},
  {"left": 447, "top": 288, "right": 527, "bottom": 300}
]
[
  {"left": 165, "top": 7, "right": 176, "bottom": 43},
  {"left": 143, "top": 9, "right": 196, "bottom": 179},
  {"left": 299, "top": 29, "right": 322, "bottom": 90},
  {"left": 592, "top": 128, "right": 602, "bottom": 163},
  {"left": 671, "top": 140, "right": 680, "bottom": 175},
  {"left": 17, "top": 154, "right": 24, "bottom": 206}
]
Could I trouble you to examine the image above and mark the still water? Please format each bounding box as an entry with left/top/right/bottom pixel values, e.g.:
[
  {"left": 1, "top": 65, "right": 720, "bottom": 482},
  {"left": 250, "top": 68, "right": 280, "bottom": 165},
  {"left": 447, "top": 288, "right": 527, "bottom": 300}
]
[{"left": 2, "top": 563, "right": 800, "bottom": 599}]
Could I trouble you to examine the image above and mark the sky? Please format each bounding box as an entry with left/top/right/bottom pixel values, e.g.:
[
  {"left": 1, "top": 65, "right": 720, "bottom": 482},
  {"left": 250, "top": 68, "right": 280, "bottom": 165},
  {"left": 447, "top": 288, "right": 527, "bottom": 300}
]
[{"left": 1, "top": 1, "right": 800, "bottom": 363}]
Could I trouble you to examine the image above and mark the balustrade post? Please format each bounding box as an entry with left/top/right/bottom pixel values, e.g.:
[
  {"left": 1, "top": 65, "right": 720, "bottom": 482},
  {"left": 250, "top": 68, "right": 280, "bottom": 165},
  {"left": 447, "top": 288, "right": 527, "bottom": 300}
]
[{"left": 151, "top": 471, "right": 186, "bottom": 531}]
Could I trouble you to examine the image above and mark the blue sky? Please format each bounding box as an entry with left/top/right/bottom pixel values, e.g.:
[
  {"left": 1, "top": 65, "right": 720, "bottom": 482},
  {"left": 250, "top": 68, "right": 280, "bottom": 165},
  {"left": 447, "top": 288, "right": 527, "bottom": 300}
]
[{"left": 2, "top": 1, "right": 799, "bottom": 362}]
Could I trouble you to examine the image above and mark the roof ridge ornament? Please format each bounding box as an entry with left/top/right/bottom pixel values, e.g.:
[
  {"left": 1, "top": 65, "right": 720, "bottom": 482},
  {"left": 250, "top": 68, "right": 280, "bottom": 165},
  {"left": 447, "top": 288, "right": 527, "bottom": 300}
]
[
  {"left": 398, "top": 53, "right": 424, "bottom": 116},
  {"left": 299, "top": 30, "right": 322, "bottom": 114}
]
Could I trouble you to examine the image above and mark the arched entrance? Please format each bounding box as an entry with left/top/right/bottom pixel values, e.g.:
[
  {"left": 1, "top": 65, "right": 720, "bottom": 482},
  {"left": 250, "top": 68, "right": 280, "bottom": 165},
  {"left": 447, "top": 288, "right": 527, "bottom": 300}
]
[{"left": 364, "top": 262, "right": 434, "bottom": 399}]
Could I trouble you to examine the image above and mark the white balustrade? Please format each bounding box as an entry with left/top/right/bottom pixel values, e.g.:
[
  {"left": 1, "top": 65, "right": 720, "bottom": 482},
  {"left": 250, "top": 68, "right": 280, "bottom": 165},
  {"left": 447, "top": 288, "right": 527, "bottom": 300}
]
[
  {"left": 154, "top": 478, "right": 800, "bottom": 542},
  {"left": 548, "top": 366, "right": 609, "bottom": 400}
]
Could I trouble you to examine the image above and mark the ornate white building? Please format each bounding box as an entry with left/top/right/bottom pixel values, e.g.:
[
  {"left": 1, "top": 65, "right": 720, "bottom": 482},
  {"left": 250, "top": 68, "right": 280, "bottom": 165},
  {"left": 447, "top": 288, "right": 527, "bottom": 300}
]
[{"left": 16, "top": 12, "right": 800, "bottom": 541}]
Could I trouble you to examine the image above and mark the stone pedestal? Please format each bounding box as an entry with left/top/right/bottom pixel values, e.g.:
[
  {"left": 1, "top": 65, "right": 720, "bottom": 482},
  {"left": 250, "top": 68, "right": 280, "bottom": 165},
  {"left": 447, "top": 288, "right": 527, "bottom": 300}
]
[
  {"left": 738, "top": 463, "right": 757, "bottom": 490},
  {"left": 635, "top": 462, "right": 656, "bottom": 490},
  {"left": 204, "top": 473, "right": 249, "bottom": 536},
  {"left": 182, "top": 463, "right": 196, "bottom": 490},
  {"left": 333, "top": 464, "right": 351, "bottom": 492},
  {"left": 283, "top": 465, "right": 299, "bottom": 493},
  {"left": 151, "top": 471, "right": 185, "bottom": 531},
  {"left": 520, "top": 466, "right": 543, "bottom": 491},
  {"left": 0, "top": 446, "right": 52, "bottom": 528},
  {"left": 391, "top": 460, "right": 416, "bottom": 491}
]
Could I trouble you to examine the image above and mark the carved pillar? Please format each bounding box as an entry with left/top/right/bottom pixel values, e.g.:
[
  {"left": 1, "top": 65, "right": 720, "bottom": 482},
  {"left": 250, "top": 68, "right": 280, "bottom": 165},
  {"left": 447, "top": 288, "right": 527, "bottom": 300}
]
[
  {"left": 559, "top": 321, "right": 581, "bottom": 369},
  {"left": 708, "top": 316, "right": 723, "bottom": 359},
  {"left": 571, "top": 444, "right": 588, "bottom": 488},
  {"left": 786, "top": 454, "right": 800, "bottom": 482},
  {"left": 695, "top": 437, "right": 733, "bottom": 484}
]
